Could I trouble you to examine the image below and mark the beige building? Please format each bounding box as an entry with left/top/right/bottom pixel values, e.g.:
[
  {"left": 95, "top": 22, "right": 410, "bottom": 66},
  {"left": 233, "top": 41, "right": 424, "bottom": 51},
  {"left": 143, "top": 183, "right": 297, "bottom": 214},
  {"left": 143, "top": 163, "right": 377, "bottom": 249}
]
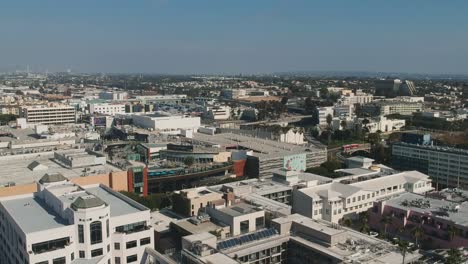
[
  {"left": 21, "top": 104, "right": 76, "bottom": 124},
  {"left": 172, "top": 187, "right": 225, "bottom": 217}
]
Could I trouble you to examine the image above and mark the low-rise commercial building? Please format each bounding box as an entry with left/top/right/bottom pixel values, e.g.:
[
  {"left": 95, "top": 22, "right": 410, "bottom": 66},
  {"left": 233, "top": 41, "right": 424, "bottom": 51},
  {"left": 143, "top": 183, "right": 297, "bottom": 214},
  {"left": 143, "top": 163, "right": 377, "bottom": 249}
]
[
  {"left": 132, "top": 112, "right": 201, "bottom": 133},
  {"left": 369, "top": 192, "right": 468, "bottom": 249},
  {"left": 293, "top": 166, "right": 433, "bottom": 223},
  {"left": 21, "top": 104, "right": 76, "bottom": 125},
  {"left": 89, "top": 102, "right": 126, "bottom": 115}
]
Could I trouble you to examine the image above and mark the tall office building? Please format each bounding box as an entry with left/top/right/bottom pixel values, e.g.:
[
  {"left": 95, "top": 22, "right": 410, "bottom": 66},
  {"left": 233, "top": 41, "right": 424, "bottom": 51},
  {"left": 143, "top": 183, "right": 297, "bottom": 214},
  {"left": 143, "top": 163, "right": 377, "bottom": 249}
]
[
  {"left": 392, "top": 142, "right": 468, "bottom": 189},
  {"left": 21, "top": 104, "right": 76, "bottom": 125},
  {"left": 0, "top": 174, "right": 153, "bottom": 264},
  {"left": 375, "top": 79, "right": 416, "bottom": 97}
]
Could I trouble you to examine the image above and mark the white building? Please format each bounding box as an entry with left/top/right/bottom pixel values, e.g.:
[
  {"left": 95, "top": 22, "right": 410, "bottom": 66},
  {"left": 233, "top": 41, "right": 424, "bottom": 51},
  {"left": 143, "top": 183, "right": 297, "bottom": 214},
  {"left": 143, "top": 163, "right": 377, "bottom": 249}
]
[
  {"left": 361, "top": 116, "right": 406, "bottom": 133},
  {"left": 318, "top": 107, "right": 334, "bottom": 125},
  {"left": 339, "top": 90, "right": 373, "bottom": 105},
  {"left": 132, "top": 112, "right": 201, "bottom": 133},
  {"left": 21, "top": 104, "right": 76, "bottom": 125},
  {"left": 0, "top": 174, "right": 153, "bottom": 264},
  {"left": 293, "top": 168, "right": 433, "bottom": 223},
  {"left": 89, "top": 103, "right": 126, "bottom": 116}
]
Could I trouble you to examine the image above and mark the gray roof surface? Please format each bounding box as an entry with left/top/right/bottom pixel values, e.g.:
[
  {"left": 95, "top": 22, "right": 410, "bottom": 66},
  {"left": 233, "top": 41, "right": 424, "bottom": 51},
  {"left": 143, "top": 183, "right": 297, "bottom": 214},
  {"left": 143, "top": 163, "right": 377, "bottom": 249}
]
[
  {"left": 1, "top": 196, "right": 68, "bottom": 233},
  {"left": 86, "top": 186, "right": 144, "bottom": 217},
  {"left": 0, "top": 152, "right": 121, "bottom": 186},
  {"left": 71, "top": 195, "right": 106, "bottom": 210},
  {"left": 218, "top": 203, "right": 262, "bottom": 217},
  {"left": 386, "top": 192, "right": 468, "bottom": 226},
  {"left": 39, "top": 173, "right": 67, "bottom": 184},
  {"left": 193, "top": 132, "right": 326, "bottom": 160}
]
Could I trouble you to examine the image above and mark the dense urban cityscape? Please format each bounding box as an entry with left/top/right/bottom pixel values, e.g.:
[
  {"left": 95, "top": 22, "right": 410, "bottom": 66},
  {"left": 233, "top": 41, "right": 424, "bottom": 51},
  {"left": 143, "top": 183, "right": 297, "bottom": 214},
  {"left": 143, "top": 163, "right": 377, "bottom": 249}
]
[{"left": 1, "top": 1, "right": 468, "bottom": 264}]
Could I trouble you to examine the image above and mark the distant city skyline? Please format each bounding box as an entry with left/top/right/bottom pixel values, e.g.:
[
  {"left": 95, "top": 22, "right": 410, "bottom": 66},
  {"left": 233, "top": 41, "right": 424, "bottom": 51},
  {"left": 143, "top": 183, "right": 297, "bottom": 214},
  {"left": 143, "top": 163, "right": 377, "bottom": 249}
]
[{"left": 1, "top": 0, "right": 468, "bottom": 75}]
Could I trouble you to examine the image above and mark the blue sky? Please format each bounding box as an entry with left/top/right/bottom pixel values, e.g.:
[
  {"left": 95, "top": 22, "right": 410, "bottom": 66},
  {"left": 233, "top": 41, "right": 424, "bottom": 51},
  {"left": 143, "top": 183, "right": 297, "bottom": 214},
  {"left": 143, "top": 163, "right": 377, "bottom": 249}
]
[{"left": 1, "top": 0, "right": 467, "bottom": 74}]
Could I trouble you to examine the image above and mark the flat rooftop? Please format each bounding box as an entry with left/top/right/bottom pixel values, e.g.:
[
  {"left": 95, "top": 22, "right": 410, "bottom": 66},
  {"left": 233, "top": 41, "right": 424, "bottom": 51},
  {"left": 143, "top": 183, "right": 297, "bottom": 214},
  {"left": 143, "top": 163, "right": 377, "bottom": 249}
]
[
  {"left": 193, "top": 132, "right": 325, "bottom": 160},
  {"left": 86, "top": 186, "right": 147, "bottom": 217},
  {"left": 0, "top": 152, "right": 121, "bottom": 186},
  {"left": 1, "top": 195, "right": 69, "bottom": 233},
  {"left": 174, "top": 218, "right": 225, "bottom": 234},
  {"left": 394, "top": 142, "right": 468, "bottom": 156},
  {"left": 279, "top": 215, "right": 422, "bottom": 264},
  {"left": 210, "top": 178, "right": 292, "bottom": 196},
  {"left": 217, "top": 202, "right": 263, "bottom": 217},
  {"left": 385, "top": 192, "right": 468, "bottom": 226}
]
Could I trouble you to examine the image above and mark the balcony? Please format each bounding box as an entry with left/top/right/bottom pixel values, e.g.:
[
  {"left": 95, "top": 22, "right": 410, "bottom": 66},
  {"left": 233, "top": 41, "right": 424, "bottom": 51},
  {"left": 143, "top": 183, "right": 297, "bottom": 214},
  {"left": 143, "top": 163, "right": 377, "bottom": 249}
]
[
  {"left": 116, "top": 222, "right": 151, "bottom": 235},
  {"left": 31, "top": 237, "right": 71, "bottom": 255}
]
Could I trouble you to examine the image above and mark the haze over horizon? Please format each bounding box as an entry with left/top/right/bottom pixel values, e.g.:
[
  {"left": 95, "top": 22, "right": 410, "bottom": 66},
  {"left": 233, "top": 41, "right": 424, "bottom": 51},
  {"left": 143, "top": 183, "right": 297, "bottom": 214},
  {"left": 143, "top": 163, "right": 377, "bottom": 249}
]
[{"left": 1, "top": 0, "right": 467, "bottom": 75}]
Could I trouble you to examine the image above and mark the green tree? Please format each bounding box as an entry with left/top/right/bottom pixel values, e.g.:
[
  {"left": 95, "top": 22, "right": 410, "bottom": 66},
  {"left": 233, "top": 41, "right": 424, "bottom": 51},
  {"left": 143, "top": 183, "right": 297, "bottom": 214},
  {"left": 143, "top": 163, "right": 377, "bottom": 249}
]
[
  {"left": 411, "top": 225, "right": 424, "bottom": 247},
  {"left": 281, "top": 96, "right": 289, "bottom": 105},
  {"left": 446, "top": 248, "right": 464, "bottom": 264},
  {"left": 360, "top": 222, "right": 370, "bottom": 234},
  {"left": 367, "top": 132, "right": 381, "bottom": 146},
  {"left": 342, "top": 218, "right": 352, "bottom": 227},
  {"left": 326, "top": 114, "right": 333, "bottom": 145},
  {"left": 396, "top": 239, "right": 414, "bottom": 264},
  {"left": 447, "top": 225, "right": 460, "bottom": 241},
  {"left": 340, "top": 120, "right": 347, "bottom": 130},
  {"left": 184, "top": 156, "right": 195, "bottom": 167},
  {"left": 380, "top": 215, "right": 393, "bottom": 236}
]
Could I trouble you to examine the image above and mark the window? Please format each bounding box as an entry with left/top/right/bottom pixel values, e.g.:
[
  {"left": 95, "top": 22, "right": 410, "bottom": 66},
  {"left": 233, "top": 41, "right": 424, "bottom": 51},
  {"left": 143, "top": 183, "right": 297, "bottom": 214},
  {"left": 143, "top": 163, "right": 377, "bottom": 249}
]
[
  {"left": 52, "top": 257, "right": 66, "bottom": 264},
  {"left": 78, "top": 225, "right": 84, "bottom": 243},
  {"left": 115, "top": 257, "right": 121, "bottom": 264},
  {"left": 106, "top": 219, "right": 110, "bottom": 238},
  {"left": 126, "top": 240, "right": 137, "bottom": 249},
  {"left": 90, "top": 221, "right": 103, "bottom": 245},
  {"left": 79, "top": 251, "right": 85, "bottom": 258},
  {"left": 71, "top": 253, "right": 74, "bottom": 261},
  {"left": 127, "top": 255, "right": 138, "bottom": 263},
  {"left": 107, "top": 244, "right": 110, "bottom": 252},
  {"left": 240, "top": 220, "right": 249, "bottom": 234},
  {"left": 140, "top": 237, "right": 151, "bottom": 245},
  {"left": 115, "top": 221, "right": 146, "bottom": 234},
  {"left": 35, "top": 262, "right": 48, "bottom": 264},
  {"left": 32, "top": 237, "right": 70, "bottom": 254},
  {"left": 91, "top": 248, "right": 103, "bottom": 257},
  {"left": 114, "top": 243, "right": 120, "bottom": 250},
  {"left": 255, "top": 217, "right": 264, "bottom": 229}
]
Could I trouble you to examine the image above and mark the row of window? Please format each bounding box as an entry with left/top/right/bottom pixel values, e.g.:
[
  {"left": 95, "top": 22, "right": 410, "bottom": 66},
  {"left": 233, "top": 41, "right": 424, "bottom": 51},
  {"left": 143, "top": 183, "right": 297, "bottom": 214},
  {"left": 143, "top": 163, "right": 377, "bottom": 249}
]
[
  {"left": 114, "top": 237, "right": 151, "bottom": 250},
  {"left": 78, "top": 220, "right": 110, "bottom": 245}
]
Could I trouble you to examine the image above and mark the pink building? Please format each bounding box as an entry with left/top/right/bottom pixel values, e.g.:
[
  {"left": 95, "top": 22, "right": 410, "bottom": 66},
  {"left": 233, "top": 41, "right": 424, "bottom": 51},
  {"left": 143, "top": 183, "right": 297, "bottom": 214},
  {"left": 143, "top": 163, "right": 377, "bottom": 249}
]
[{"left": 369, "top": 192, "right": 468, "bottom": 249}]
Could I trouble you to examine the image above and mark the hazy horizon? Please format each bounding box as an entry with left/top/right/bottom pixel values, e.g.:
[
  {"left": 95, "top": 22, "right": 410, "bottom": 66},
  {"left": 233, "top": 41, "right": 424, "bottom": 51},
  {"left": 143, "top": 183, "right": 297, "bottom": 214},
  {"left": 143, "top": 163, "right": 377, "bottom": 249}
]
[{"left": 1, "top": 0, "right": 468, "bottom": 75}]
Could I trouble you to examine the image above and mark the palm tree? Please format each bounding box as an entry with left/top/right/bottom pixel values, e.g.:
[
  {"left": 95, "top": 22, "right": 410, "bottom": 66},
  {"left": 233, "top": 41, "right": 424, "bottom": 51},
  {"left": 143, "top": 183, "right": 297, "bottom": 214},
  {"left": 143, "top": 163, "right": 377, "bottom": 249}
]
[
  {"left": 411, "top": 226, "right": 424, "bottom": 247},
  {"left": 380, "top": 215, "right": 393, "bottom": 236},
  {"left": 446, "top": 248, "right": 463, "bottom": 264},
  {"left": 396, "top": 239, "right": 414, "bottom": 264},
  {"left": 360, "top": 222, "right": 370, "bottom": 234},
  {"left": 326, "top": 114, "right": 333, "bottom": 145},
  {"left": 447, "top": 225, "right": 459, "bottom": 241}
]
